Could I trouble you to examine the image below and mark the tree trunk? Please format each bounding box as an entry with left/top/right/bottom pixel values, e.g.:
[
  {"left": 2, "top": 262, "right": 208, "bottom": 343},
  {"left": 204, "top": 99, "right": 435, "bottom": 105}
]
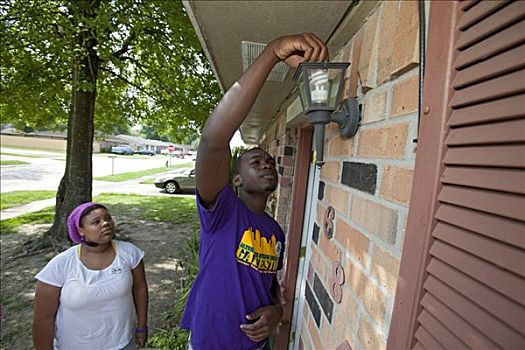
[{"left": 39, "top": 1, "right": 101, "bottom": 250}]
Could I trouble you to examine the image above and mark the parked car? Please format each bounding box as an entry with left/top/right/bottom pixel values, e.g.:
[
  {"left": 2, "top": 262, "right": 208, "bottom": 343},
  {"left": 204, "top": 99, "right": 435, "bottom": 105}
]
[
  {"left": 154, "top": 168, "right": 196, "bottom": 194},
  {"left": 111, "top": 145, "right": 134, "bottom": 155},
  {"left": 135, "top": 149, "right": 156, "bottom": 156}
]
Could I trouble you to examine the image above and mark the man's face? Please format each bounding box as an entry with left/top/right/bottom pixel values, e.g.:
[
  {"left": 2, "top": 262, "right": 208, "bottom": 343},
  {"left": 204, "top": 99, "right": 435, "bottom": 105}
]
[{"left": 236, "top": 149, "right": 278, "bottom": 194}]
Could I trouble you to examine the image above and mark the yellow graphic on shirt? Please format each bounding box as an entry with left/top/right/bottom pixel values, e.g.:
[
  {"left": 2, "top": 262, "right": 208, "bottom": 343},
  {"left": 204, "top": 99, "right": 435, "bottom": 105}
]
[{"left": 236, "top": 227, "right": 281, "bottom": 273}]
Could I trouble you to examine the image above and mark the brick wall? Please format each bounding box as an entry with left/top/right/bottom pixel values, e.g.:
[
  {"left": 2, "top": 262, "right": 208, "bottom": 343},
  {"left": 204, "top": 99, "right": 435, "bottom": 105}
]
[
  {"left": 262, "top": 1, "right": 420, "bottom": 349},
  {"left": 263, "top": 1, "right": 419, "bottom": 350},
  {"left": 262, "top": 113, "right": 297, "bottom": 235},
  {"left": 300, "top": 1, "right": 419, "bottom": 349}
]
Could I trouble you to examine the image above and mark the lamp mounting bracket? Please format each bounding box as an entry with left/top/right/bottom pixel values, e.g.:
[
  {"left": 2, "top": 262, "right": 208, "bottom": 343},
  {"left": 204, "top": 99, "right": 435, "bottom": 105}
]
[{"left": 331, "top": 98, "right": 360, "bottom": 138}]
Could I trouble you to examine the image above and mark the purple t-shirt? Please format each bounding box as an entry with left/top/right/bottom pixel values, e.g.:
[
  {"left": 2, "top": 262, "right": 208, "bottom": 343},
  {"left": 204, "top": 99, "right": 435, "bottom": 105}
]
[{"left": 181, "top": 185, "right": 285, "bottom": 350}]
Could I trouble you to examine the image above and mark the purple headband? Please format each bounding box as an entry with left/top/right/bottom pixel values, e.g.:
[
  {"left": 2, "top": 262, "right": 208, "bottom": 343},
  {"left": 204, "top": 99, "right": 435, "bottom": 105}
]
[{"left": 67, "top": 202, "right": 107, "bottom": 243}]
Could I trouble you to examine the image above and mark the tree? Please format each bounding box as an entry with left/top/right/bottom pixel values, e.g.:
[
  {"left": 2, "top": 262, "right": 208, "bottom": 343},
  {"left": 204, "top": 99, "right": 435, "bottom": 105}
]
[{"left": 1, "top": 0, "right": 220, "bottom": 249}]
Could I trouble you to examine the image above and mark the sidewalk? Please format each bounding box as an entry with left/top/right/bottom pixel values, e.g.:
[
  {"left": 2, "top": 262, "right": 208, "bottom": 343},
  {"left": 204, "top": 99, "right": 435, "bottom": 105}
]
[{"left": 0, "top": 198, "right": 56, "bottom": 221}]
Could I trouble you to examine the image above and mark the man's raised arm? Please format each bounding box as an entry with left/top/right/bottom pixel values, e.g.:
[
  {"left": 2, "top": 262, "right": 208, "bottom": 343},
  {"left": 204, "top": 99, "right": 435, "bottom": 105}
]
[{"left": 196, "top": 33, "right": 328, "bottom": 207}]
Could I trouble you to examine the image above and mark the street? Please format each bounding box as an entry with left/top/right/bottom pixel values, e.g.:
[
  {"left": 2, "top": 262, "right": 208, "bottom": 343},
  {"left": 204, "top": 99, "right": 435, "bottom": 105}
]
[{"left": 0, "top": 147, "right": 192, "bottom": 193}]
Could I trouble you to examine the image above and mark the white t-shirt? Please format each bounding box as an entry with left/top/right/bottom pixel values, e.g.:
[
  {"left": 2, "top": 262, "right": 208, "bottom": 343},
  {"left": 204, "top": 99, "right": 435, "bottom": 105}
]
[{"left": 35, "top": 240, "right": 144, "bottom": 350}]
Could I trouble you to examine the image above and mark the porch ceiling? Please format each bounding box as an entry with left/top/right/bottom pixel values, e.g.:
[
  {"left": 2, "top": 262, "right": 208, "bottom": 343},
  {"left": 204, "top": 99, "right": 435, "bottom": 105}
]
[{"left": 184, "top": 0, "right": 373, "bottom": 145}]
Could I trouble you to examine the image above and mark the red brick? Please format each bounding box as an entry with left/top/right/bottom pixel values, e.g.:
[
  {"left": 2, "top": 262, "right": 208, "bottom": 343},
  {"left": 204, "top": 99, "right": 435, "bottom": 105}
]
[
  {"left": 358, "top": 317, "right": 386, "bottom": 350},
  {"left": 363, "top": 90, "right": 387, "bottom": 124},
  {"left": 281, "top": 155, "right": 294, "bottom": 166},
  {"left": 328, "top": 134, "right": 354, "bottom": 157},
  {"left": 334, "top": 293, "right": 357, "bottom": 345},
  {"left": 391, "top": 1, "right": 419, "bottom": 76},
  {"left": 310, "top": 244, "right": 328, "bottom": 282},
  {"left": 357, "top": 123, "right": 409, "bottom": 159},
  {"left": 380, "top": 165, "right": 414, "bottom": 204},
  {"left": 335, "top": 218, "right": 369, "bottom": 266},
  {"left": 317, "top": 202, "right": 325, "bottom": 226},
  {"left": 321, "top": 317, "right": 337, "bottom": 349},
  {"left": 342, "top": 41, "right": 352, "bottom": 63},
  {"left": 308, "top": 315, "right": 324, "bottom": 349},
  {"left": 300, "top": 326, "right": 312, "bottom": 350},
  {"left": 344, "top": 258, "right": 389, "bottom": 327},
  {"left": 358, "top": 11, "right": 379, "bottom": 90},
  {"left": 279, "top": 176, "right": 291, "bottom": 188},
  {"left": 391, "top": 75, "right": 419, "bottom": 117},
  {"left": 344, "top": 30, "right": 363, "bottom": 99},
  {"left": 371, "top": 245, "right": 401, "bottom": 294},
  {"left": 334, "top": 314, "right": 353, "bottom": 348},
  {"left": 326, "top": 121, "right": 342, "bottom": 139},
  {"left": 319, "top": 230, "right": 342, "bottom": 264},
  {"left": 325, "top": 184, "right": 350, "bottom": 215},
  {"left": 307, "top": 262, "right": 315, "bottom": 286},
  {"left": 351, "top": 196, "right": 398, "bottom": 244},
  {"left": 282, "top": 167, "right": 293, "bottom": 178},
  {"left": 377, "top": 1, "right": 401, "bottom": 84},
  {"left": 320, "top": 161, "right": 340, "bottom": 183}
]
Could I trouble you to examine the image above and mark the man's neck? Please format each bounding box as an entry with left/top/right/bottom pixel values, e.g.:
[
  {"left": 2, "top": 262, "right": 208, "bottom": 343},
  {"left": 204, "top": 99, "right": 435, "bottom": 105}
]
[{"left": 238, "top": 191, "right": 269, "bottom": 214}]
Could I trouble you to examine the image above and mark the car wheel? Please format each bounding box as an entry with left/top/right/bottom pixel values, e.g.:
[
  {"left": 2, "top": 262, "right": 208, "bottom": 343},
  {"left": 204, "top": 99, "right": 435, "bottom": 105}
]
[{"left": 165, "top": 181, "right": 180, "bottom": 194}]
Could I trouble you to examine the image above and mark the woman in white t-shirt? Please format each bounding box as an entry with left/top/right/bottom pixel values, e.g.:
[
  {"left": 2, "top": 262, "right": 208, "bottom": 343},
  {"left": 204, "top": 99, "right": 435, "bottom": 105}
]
[{"left": 33, "top": 202, "right": 149, "bottom": 350}]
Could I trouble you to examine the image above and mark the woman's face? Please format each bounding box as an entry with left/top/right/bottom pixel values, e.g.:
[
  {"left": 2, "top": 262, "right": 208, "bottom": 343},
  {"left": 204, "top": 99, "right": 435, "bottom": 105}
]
[{"left": 79, "top": 208, "right": 115, "bottom": 244}]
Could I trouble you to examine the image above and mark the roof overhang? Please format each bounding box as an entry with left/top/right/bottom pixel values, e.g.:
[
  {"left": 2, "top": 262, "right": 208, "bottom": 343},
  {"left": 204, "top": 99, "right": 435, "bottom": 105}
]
[{"left": 184, "top": 0, "right": 378, "bottom": 144}]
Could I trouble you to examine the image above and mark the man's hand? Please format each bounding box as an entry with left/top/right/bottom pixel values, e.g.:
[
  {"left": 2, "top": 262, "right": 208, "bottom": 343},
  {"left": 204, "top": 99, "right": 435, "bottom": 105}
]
[
  {"left": 269, "top": 33, "right": 329, "bottom": 68},
  {"left": 240, "top": 304, "right": 283, "bottom": 342}
]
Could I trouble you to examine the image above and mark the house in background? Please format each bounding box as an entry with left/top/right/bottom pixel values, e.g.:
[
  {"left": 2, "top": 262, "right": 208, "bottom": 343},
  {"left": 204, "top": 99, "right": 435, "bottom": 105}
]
[
  {"left": 185, "top": 1, "right": 525, "bottom": 349},
  {"left": 0, "top": 130, "right": 195, "bottom": 155},
  {"left": 101, "top": 134, "right": 194, "bottom": 154}
]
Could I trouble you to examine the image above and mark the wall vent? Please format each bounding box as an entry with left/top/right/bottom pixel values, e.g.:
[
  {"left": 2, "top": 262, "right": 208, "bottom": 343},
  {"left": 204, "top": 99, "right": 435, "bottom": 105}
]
[{"left": 241, "top": 41, "right": 289, "bottom": 81}]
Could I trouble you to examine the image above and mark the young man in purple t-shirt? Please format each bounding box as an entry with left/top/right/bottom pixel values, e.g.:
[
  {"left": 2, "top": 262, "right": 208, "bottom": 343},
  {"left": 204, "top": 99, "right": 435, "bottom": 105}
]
[{"left": 181, "top": 33, "right": 328, "bottom": 349}]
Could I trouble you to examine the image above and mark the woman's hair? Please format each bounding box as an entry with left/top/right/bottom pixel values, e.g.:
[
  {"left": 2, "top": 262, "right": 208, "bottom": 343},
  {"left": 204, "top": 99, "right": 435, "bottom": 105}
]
[{"left": 79, "top": 204, "right": 108, "bottom": 227}]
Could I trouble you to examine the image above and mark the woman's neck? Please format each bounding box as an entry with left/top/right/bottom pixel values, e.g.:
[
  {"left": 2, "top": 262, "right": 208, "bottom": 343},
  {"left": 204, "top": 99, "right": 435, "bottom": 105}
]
[
  {"left": 80, "top": 242, "right": 115, "bottom": 270},
  {"left": 81, "top": 241, "right": 113, "bottom": 255}
]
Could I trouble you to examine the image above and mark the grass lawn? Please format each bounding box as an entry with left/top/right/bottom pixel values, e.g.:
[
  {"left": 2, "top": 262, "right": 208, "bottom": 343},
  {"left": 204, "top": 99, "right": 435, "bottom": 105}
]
[
  {"left": 0, "top": 152, "right": 46, "bottom": 158},
  {"left": 0, "top": 145, "right": 64, "bottom": 153},
  {"left": 0, "top": 192, "right": 197, "bottom": 234},
  {"left": 0, "top": 207, "right": 55, "bottom": 234},
  {"left": 95, "top": 162, "right": 193, "bottom": 182},
  {"left": 0, "top": 190, "right": 56, "bottom": 211},
  {"left": 0, "top": 160, "right": 30, "bottom": 166},
  {"left": 96, "top": 193, "right": 197, "bottom": 225}
]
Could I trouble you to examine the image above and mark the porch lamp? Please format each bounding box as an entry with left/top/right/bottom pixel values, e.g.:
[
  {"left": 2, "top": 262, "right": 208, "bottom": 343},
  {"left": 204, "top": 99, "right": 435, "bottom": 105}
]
[{"left": 293, "top": 62, "right": 360, "bottom": 168}]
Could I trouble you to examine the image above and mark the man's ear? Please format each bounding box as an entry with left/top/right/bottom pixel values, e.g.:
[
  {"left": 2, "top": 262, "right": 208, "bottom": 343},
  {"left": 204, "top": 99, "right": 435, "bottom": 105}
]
[{"left": 233, "top": 174, "right": 242, "bottom": 187}]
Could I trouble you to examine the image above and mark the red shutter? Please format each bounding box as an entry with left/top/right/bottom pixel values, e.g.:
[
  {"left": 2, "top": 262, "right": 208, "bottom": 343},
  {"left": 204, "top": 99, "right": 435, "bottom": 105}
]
[{"left": 389, "top": 1, "right": 525, "bottom": 349}]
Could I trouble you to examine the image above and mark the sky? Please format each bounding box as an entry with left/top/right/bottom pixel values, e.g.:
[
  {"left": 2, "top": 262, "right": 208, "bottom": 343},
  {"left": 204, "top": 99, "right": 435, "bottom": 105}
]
[{"left": 229, "top": 130, "right": 246, "bottom": 149}]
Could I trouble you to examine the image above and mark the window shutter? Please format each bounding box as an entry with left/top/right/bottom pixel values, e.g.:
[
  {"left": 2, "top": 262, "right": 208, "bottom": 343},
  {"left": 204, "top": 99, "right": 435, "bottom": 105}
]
[{"left": 389, "top": 1, "right": 525, "bottom": 349}]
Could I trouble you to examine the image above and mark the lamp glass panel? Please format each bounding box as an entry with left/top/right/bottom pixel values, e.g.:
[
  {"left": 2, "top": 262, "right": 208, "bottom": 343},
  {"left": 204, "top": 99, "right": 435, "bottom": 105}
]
[
  {"left": 297, "top": 73, "right": 310, "bottom": 111},
  {"left": 294, "top": 62, "right": 349, "bottom": 112},
  {"left": 307, "top": 68, "right": 345, "bottom": 109}
]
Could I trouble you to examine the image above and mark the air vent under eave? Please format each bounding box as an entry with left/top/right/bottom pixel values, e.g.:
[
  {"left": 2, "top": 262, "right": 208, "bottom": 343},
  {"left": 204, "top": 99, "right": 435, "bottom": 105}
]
[{"left": 241, "top": 41, "right": 290, "bottom": 81}]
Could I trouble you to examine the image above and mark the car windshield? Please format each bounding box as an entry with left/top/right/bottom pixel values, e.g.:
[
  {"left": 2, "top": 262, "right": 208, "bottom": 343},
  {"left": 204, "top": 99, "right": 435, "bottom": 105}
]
[{"left": 181, "top": 168, "right": 194, "bottom": 176}]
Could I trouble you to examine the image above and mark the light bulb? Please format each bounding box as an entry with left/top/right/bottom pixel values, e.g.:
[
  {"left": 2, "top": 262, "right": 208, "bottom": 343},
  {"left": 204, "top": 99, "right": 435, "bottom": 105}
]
[{"left": 310, "top": 70, "right": 329, "bottom": 103}]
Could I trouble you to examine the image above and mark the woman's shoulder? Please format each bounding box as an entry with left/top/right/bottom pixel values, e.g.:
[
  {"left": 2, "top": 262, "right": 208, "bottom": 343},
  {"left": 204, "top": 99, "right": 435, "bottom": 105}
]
[
  {"left": 114, "top": 240, "right": 144, "bottom": 257},
  {"left": 50, "top": 245, "right": 78, "bottom": 262},
  {"left": 114, "top": 240, "right": 144, "bottom": 268},
  {"left": 114, "top": 239, "right": 140, "bottom": 251},
  {"left": 37, "top": 245, "right": 78, "bottom": 276}
]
